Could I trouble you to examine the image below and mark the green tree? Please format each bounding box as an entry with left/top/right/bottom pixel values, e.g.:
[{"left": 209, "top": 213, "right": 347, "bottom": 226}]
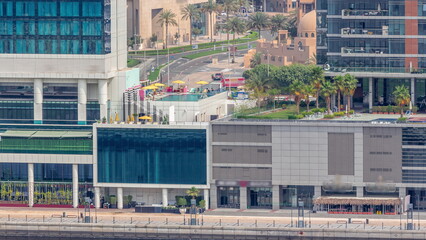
[
  {"left": 192, "top": 28, "right": 202, "bottom": 40},
  {"left": 287, "top": 80, "right": 305, "bottom": 114},
  {"left": 247, "top": 12, "right": 270, "bottom": 38},
  {"left": 321, "top": 81, "right": 337, "bottom": 114},
  {"left": 186, "top": 187, "right": 200, "bottom": 200},
  {"left": 302, "top": 84, "right": 315, "bottom": 112},
  {"left": 246, "top": 71, "right": 271, "bottom": 108},
  {"left": 342, "top": 74, "right": 358, "bottom": 112},
  {"left": 221, "top": 0, "right": 239, "bottom": 41},
  {"left": 225, "top": 17, "right": 246, "bottom": 62},
  {"left": 393, "top": 85, "right": 411, "bottom": 117},
  {"left": 149, "top": 34, "right": 158, "bottom": 48},
  {"left": 250, "top": 52, "right": 262, "bottom": 68},
  {"left": 181, "top": 4, "right": 200, "bottom": 46},
  {"left": 285, "top": 10, "right": 298, "bottom": 37},
  {"left": 201, "top": 0, "right": 218, "bottom": 42},
  {"left": 157, "top": 9, "right": 178, "bottom": 49},
  {"left": 333, "top": 75, "right": 345, "bottom": 112},
  {"left": 270, "top": 14, "right": 287, "bottom": 36},
  {"left": 310, "top": 66, "right": 325, "bottom": 108}
]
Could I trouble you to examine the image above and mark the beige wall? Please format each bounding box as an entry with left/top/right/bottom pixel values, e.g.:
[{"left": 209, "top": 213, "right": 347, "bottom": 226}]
[{"left": 127, "top": 0, "right": 214, "bottom": 48}]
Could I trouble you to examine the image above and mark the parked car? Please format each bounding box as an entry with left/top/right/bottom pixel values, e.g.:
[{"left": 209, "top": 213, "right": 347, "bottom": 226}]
[{"left": 212, "top": 73, "right": 224, "bottom": 81}]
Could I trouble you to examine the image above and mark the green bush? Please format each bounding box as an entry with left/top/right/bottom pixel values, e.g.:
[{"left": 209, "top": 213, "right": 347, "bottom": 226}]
[
  {"left": 199, "top": 200, "right": 206, "bottom": 208},
  {"left": 288, "top": 115, "right": 297, "bottom": 119},
  {"left": 349, "top": 110, "right": 355, "bottom": 114},
  {"left": 324, "top": 114, "right": 334, "bottom": 119},
  {"left": 333, "top": 112, "right": 344, "bottom": 117},
  {"left": 296, "top": 114, "right": 304, "bottom": 119},
  {"left": 372, "top": 106, "right": 380, "bottom": 112},
  {"left": 386, "top": 105, "right": 393, "bottom": 113},
  {"left": 281, "top": 104, "right": 287, "bottom": 109},
  {"left": 109, "top": 195, "right": 117, "bottom": 205},
  {"left": 311, "top": 108, "right": 322, "bottom": 113},
  {"left": 397, "top": 117, "right": 408, "bottom": 123},
  {"left": 177, "top": 197, "right": 187, "bottom": 207}
]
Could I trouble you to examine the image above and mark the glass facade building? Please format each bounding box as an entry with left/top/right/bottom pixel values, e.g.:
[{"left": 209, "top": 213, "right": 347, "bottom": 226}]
[
  {"left": 97, "top": 128, "right": 207, "bottom": 185},
  {"left": 0, "top": 0, "right": 111, "bottom": 54}
]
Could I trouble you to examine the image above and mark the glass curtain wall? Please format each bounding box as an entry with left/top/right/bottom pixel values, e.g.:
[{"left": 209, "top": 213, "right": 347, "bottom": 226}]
[
  {"left": 0, "top": 0, "right": 110, "bottom": 54},
  {"left": 0, "top": 163, "right": 28, "bottom": 204}
]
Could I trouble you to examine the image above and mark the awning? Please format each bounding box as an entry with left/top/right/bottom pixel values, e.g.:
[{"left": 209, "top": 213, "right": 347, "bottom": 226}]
[
  {"left": 314, "top": 197, "right": 401, "bottom": 206},
  {"left": 61, "top": 131, "right": 92, "bottom": 138},
  {"left": 0, "top": 131, "right": 36, "bottom": 137},
  {"left": 31, "top": 131, "right": 65, "bottom": 138}
]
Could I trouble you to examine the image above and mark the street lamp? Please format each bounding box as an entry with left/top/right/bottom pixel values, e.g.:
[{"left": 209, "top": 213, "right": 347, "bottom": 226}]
[{"left": 266, "top": 50, "right": 270, "bottom": 76}]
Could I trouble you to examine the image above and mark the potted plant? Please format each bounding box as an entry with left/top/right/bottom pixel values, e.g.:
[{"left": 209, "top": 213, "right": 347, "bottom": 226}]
[
  {"left": 198, "top": 200, "right": 206, "bottom": 213},
  {"left": 386, "top": 105, "right": 393, "bottom": 114},
  {"left": 177, "top": 197, "right": 187, "bottom": 214},
  {"left": 102, "top": 117, "right": 107, "bottom": 124}
]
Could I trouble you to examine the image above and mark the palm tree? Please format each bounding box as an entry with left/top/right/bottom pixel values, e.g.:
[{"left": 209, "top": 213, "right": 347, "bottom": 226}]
[
  {"left": 221, "top": 0, "right": 239, "bottom": 41},
  {"left": 186, "top": 187, "right": 200, "bottom": 200},
  {"left": 393, "top": 85, "right": 410, "bottom": 117},
  {"left": 246, "top": 73, "right": 270, "bottom": 108},
  {"left": 247, "top": 12, "right": 270, "bottom": 38},
  {"left": 225, "top": 17, "right": 246, "bottom": 62},
  {"left": 287, "top": 80, "right": 305, "bottom": 114},
  {"left": 285, "top": 10, "right": 298, "bottom": 37},
  {"left": 181, "top": 4, "right": 200, "bottom": 46},
  {"left": 157, "top": 9, "right": 178, "bottom": 49},
  {"left": 236, "top": 0, "right": 247, "bottom": 12},
  {"left": 250, "top": 52, "right": 261, "bottom": 68},
  {"left": 333, "top": 75, "right": 345, "bottom": 112},
  {"left": 310, "top": 67, "right": 325, "bottom": 108},
  {"left": 342, "top": 74, "right": 358, "bottom": 112},
  {"left": 302, "top": 84, "right": 315, "bottom": 112},
  {"left": 201, "top": 0, "right": 218, "bottom": 42},
  {"left": 270, "top": 14, "right": 287, "bottom": 36},
  {"left": 321, "top": 81, "right": 337, "bottom": 114}
]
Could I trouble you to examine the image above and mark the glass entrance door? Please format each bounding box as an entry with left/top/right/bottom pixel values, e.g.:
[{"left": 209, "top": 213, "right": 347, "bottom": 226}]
[
  {"left": 217, "top": 186, "right": 240, "bottom": 208},
  {"left": 249, "top": 187, "right": 272, "bottom": 209}
]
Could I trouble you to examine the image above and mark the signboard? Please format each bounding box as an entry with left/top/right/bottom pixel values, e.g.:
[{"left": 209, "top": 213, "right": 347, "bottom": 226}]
[{"left": 192, "top": 44, "right": 198, "bottom": 50}]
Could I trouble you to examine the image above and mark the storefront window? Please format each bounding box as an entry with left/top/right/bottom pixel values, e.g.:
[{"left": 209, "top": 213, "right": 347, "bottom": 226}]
[
  {"left": 248, "top": 187, "right": 272, "bottom": 209},
  {"left": 217, "top": 186, "right": 240, "bottom": 208}
]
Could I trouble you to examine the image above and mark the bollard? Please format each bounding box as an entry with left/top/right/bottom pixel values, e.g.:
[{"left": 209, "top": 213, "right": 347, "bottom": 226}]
[
  {"left": 95, "top": 216, "right": 97, "bottom": 223},
  {"left": 273, "top": 220, "right": 275, "bottom": 227},
  {"left": 219, "top": 219, "right": 222, "bottom": 226},
  {"left": 43, "top": 216, "right": 45, "bottom": 223},
  {"left": 166, "top": 218, "right": 168, "bottom": 225},
  {"left": 113, "top": 217, "right": 115, "bottom": 224},
  {"left": 382, "top": 222, "right": 383, "bottom": 229},
  {"left": 201, "top": 216, "right": 203, "bottom": 226},
  {"left": 364, "top": 223, "right": 365, "bottom": 229},
  {"left": 309, "top": 221, "right": 311, "bottom": 228},
  {"left": 130, "top": 217, "right": 133, "bottom": 224},
  {"left": 184, "top": 217, "right": 186, "bottom": 225},
  {"left": 60, "top": 216, "right": 62, "bottom": 223},
  {"left": 237, "top": 219, "right": 239, "bottom": 226},
  {"left": 327, "top": 221, "right": 329, "bottom": 228},
  {"left": 148, "top": 218, "right": 151, "bottom": 224},
  {"left": 255, "top": 220, "right": 257, "bottom": 227},
  {"left": 26, "top": 215, "right": 27, "bottom": 222},
  {"left": 8, "top": 215, "right": 10, "bottom": 221}
]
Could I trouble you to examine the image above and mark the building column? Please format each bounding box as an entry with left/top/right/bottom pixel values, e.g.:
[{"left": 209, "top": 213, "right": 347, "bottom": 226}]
[
  {"left": 203, "top": 189, "right": 209, "bottom": 210},
  {"left": 411, "top": 78, "right": 415, "bottom": 105},
  {"left": 78, "top": 79, "right": 87, "bottom": 125},
  {"left": 272, "top": 185, "right": 280, "bottom": 210},
  {"left": 263, "top": 0, "right": 267, "bottom": 12},
  {"left": 34, "top": 79, "right": 43, "bottom": 124},
  {"left": 356, "top": 186, "right": 364, "bottom": 197},
  {"left": 369, "top": 77, "right": 373, "bottom": 112},
  {"left": 94, "top": 187, "right": 101, "bottom": 209},
  {"left": 162, "top": 188, "right": 168, "bottom": 207},
  {"left": 98, "top": 80, "right": 108, "bottom": 121},
  {"left": 210, "top": 184, "right": 217, "bottom": 209},
  {"left": 240, "top": 186, "right": 247, "bottom": 210},
  {"left": 314, "top": 186, "right": 321, "bottom": 198},
  {"left": 117, "top": 187, "right": 123, "bottom": 209},
  {"left": 28, "top": 164, "right": 34, "bottom": 207},
  {"left": 399, "top": 187, "right": 407, "bottom": 198},
  {"left": 72, "top": 164, "right": 79, "bottom": 208}
]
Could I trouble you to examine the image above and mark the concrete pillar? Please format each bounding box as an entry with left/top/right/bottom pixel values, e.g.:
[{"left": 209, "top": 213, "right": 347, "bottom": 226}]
[
  {"left": 28, "top": 164, "right": 34, "bottom": 207},
  {"left": 411, "top": 78, "right": 415, "bottom": 106},
  {"left": 210, "top": 184, "right": 217, "bottom": 209},
  {"left": 369, "top": 77, "right": 373, "bottom": 112},
  {"left": 240, "top": 186, "right": 247, "bottom": 210},
  {"left": 117, "top": 187, "right": 123, "bottom": 209},
  {"left": 314, "top": 186, "right": 321, "bottom": 198},
  {"left": 263, "top": 0, "right": 267, "bottom": 12},
  {"left": 98, "top": 80, "right": 108, "bottom": 121},
  {"left": 356, "top": 186, "right": 364, "bottom": 197},
  {"left": 272, "top": 185, "right": 280, "bottom": 210},
  {"left": 162, "top": 188, "right": 168, "bottom": 207},
  {"left": 78, "top": 79, "right": 87, "bottom": 125},
  {"left": 203, "top": 189, "right": 209, "bottom": 210},
  {"left": 94, "top": 187, "right": 101, "bottom": 209},
  {"left": 72, "top": 164, "right": 79, "bottom": 208},
  {"left": 33, "top": 79, "right": 43, "bottom": 124},
  {"left": 399, "top": 187, "right": 407, "bottom": 198}
]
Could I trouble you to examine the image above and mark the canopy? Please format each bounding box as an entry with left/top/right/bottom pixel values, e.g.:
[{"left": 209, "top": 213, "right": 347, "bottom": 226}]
[
  {"left": 142, "top": 85, "right": 158, "bottom": 90},
  {"left": 313, "top": 197, "right": 401, "bottom": 206},
  {"left": 0, "top": 131, "right": 36, "bottom": 137},
  {"left": 139, "top": 116, "right": 152, "bottom": 120},
  {"left": 0, "top": 130, "right": 92, "bottom": 139},
  {"left": 196, "top": 81, "right": 209, "bottom": 85},
  {"left": 172, "top": 80, "right": 185, "bottom": 84},
  {"left": 152, "top": 83, "right": 165, "bottom": 87}
]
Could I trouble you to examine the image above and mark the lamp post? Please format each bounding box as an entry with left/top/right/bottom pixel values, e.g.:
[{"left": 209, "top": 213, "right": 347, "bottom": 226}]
[{"left": 267, "top": 50, "right": 270, "bottom": 76}]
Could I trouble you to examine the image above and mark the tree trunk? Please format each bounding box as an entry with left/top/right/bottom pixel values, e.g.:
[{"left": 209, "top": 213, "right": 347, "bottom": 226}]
[
  {"left": 210, "top": 13, "right": 213, "bottom": 42},
  {"left": 165, "top": 24, "right": 168, "bottom": 48},
  {"left": 189, "top": 18, "right": 192, "bottom": 46},
  {"left": 296, "top": 97, "right": 300, "bottom": 114},
  {"left": 226, "top": 13, "right": 229, "bottom": 41},
  {"left": 400, "top": 105, "right": 404, "bottom": 118},
  {"left": 306, "top": 98, "right": 310, "bottom": 111},
  {"left": 337, "top": 90, "right": 341, "bottom": 112},
  {"left": 258, "top": 28, "right": 261, "bottom": 39},
  {"left": 316, "top": 90, "right": 319, "bottom": 108},
  {"left": 232, "top": 33, "right": 235, "bottom": 62},
  {"left": 326, "top": 97, "right": 331, "bottom": 114},
  {"left": 347, "top": 95, "right": 351, "bottom": 112}
]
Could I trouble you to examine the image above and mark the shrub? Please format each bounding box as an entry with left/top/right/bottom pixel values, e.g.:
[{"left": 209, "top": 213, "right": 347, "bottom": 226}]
[
  {"left": 324, "top": 114, "right": 334, "bottom": 119},
  {"left": 349, "top": 110, "right": 354, "bottom": 114},
  {"left": 296, "top": 114, "right": 304, "bottom": 119},
  {"left": 386, "top": 105, "right": 393, "bottom": 113},
  {"left": 397, "top": 117, "right": 408, "bottom": 123},
  {"left": 199, "top": 200, "right": 206, "bottom": 208},
  {"left": 311, "top": 108, "right": 322, "bottom": 113},
  {"left": 333, "top": 112, "right": 344, "bottom": 117},
  {"left": 372, "top": 106, "right": 379, "bottom": 112},
  {"left": 288, "top": 115, "right": 297, "bottom": 119},
  {"left": 282, "top": 104, "right": 287, "bottom": 109},
  {"left": 177, "top": 197, "right": 187, "bottom": 207}
]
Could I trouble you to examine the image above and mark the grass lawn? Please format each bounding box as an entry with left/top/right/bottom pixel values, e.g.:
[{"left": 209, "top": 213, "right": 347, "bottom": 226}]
[
  {"left": 134, "top": 32, "right": 258, "bottom": 56},
  {"left": 182, "top": 49, "right": 226, "bottom": 60},
  {"left": 127, "top": 59, "right": 141, "bottom": 68},
  {"left": 147, "top": 64, "right": 167, "bottom": 81},
  {"left": 237, "top": 105, "right": 304, "bottom": 119}
]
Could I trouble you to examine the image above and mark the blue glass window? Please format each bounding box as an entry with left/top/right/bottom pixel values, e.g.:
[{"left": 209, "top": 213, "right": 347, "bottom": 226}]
[
  {"left": 60, "top": 2, "right": 80, "bottom": 16},
  {"left": 83, "top": 40, "right": 102, "bottom": 54},
  {"left": 97, "top": 128, "right": 207, "bottom": 184},
  {"left": 0, "top": 21, "right": 12, "bottom": 35},
  {"left": 60, "top": 40, "right": 80, "bottom": 54},
  {"left": 38, "top": 21, "right": 57, "bottom": 35},
  {"left": 0, "top": 163, "right": 27, "bottom": 181},
  {"left": 0, "top": 2, "right": 13, "bottom": 17},
  {"left": 39, "top": 40, "right": 58, "bottom": 54},
  {"left": 0, "top": 39, "right": 12, "bottom": 53},
  {"left": 16, "top": 39, "right": 35, "bottom": 54},
  {"left": 82, "top": 21, "right": 102, "bottom": 36},
  {"left": 38, "top": 1, "right": 57, "bottom": 17},
  {"left": 60, "top": 21, "right": 80, "bottom": 36},
  {"left": 16, "top": 21, "right": 36, "bottom": 35},
  {"left": 16, "top": 1, "right": 35, "bottom": 16},
  {"left": 82, "top": 2, "right": 102, "bottom": 17},
  {"left": 35, "top": 164, "right": 72, "bottom": 182}
]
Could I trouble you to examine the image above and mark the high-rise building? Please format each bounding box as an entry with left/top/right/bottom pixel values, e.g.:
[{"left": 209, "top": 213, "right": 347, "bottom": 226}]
[
  {"left": 0, "top": 0, "right": 138, "bottom": 125},
  {"left": 317, "top": 0, "right": 426, "bottom": 112}
]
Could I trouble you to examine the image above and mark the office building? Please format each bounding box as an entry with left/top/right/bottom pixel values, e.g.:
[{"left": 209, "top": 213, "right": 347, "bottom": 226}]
[
  {"left": 0, "top": 0, "right": 138, "bottom": 125},
  {"left": 317, "top": 0, "right": 426, "bottom": 111}
]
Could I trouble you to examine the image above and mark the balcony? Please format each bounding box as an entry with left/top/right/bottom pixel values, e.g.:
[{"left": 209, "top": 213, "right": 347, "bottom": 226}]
[
  {"left": 341, "top": 26, "right": 388, "bottom": 36},
  {"left": 341, "top": 47, "right": 388, "bottom": 55},
  {"left": 342, "top": 9, "right": 388, "bottom": 17}
]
